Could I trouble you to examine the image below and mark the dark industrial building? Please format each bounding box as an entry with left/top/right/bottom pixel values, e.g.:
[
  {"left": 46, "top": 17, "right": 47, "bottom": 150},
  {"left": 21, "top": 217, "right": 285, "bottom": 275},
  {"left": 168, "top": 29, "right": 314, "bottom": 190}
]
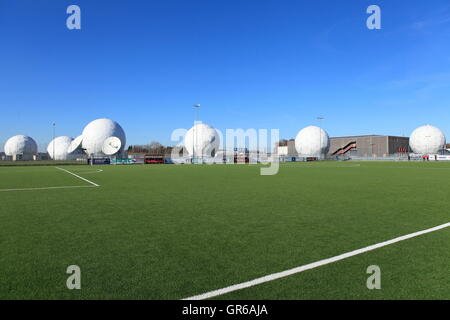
[
  {"left": 328, "top": 135, "right": 410, "bottom": 158},
  {"left": 277, "top": 135, "right": 410, "bottom": 160}
]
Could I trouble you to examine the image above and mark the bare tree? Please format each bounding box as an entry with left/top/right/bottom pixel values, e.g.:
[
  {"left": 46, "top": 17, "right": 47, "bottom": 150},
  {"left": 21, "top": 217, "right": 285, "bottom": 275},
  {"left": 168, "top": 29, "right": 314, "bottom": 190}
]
[
  {"left": 128, "top": 142, "right": 174, "bottom": 156},
  {"left": 149, "top": 141, "right": 163, "bottom": 150},
  {"left": 148, "top": 141, "right": 164, "bottom": 155},
  {"left": 276, "top": 139, "right": 288, "bottom": 147}
]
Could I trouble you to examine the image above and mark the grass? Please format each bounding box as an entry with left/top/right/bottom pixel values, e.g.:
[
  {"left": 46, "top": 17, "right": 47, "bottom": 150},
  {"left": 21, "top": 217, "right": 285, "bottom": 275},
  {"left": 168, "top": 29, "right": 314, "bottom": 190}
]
[{"left": 0, "top": 162, "right": 449, "bottom": 299}]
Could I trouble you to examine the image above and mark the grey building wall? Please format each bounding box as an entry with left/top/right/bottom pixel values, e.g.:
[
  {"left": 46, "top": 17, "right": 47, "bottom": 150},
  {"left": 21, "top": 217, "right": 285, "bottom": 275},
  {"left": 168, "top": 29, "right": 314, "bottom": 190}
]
[
  {"left": 286, "top": 139, "right": 297, "bottom": 157},
  {"left": 328, "top": 135, "right": 409, "bottom": 158},
  {"left": 387, "top": 136, "right": 410, "bottom": 154}
]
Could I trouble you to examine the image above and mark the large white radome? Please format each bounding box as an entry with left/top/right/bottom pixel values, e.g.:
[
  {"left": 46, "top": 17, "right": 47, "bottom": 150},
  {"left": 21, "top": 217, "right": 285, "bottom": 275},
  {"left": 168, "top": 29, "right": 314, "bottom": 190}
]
[
  {"left": 409, "top": 125, "right": 446, "bottom": 154},
  {"left": 184, "top": 123, "right": 220, "bottom": 157},
  {"left": 295, "top": 126, "right": 330, "bottom": 157},
  {"left": 81, "top": 118, "right": 126, "bottom": 156},
  {"left": 47, "top": 136, "right": 82, "bottom": 160},
  {"left": 4, "top": 135, "right": 38, "bottom": 157}
]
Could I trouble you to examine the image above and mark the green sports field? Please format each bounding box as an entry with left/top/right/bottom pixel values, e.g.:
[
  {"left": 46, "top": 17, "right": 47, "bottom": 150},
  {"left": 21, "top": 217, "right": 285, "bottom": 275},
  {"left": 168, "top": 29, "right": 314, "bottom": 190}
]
[{"left": 0, "top": 162, "right": 449, "bottom": 300}]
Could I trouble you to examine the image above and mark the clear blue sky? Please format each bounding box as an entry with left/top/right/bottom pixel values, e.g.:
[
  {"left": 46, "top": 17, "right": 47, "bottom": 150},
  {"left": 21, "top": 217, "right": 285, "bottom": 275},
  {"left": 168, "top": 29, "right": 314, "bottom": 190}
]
[{"left": 1, "top": 0, "right": 450, "bottom": 151}]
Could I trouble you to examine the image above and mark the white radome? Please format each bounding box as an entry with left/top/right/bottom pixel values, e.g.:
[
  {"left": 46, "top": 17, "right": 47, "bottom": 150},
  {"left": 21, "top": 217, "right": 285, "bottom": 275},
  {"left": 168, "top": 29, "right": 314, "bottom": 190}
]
[
  {"left": 102, "top": 136, "right": 122, "bottom": 156},
  {"left": 295, "top": 126, "right": 330, "bottom": 157},
  {"left": 81, "top": 118, "right": 126, "bottom": 156},
  {"left": 68, "top": 135, "right": 83, "bottom": 154},
  {"left": 47, "top": 136, "right": 82, "bottom": 160},
  {"left": 409, "top": 125, "right": 446, "bottom": 154},
  {"left": 4, "top": 135, "right": 38, "bottom": 156},
  {"left": 184, "top": 122, "right": 220, "bottom": 157}
]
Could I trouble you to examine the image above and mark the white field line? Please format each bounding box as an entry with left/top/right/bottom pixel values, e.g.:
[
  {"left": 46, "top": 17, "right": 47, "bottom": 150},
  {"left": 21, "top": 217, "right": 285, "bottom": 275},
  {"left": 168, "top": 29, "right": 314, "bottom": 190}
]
[
  {"left": 183, "top": 222, "right": 450, "bottom": 300},
  {"left": 280, "top": 164, "right": 361, "bottom": 168},
  {"left": 0, "top": 185, "right": 96, "bottom": 192},
  {"left": 365, "top": 166, "right": 450, "bottom": 170},
  {"left": 55, "top": 167, "right": 100, "bottom": 187},
  {"left": 72, "top": 169, "right": 104, "bottom": 174}
]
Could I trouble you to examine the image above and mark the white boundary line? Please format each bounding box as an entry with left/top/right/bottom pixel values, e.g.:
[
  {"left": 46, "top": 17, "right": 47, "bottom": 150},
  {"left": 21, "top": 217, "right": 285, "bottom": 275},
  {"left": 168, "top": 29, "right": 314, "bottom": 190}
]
[
  {"left": 74, "top": 169, "right": 104, "bottom": 174},
  {"left": 0, "top": 167, "right": 101, "bottom": 192},
  {"left": 56, "top": 167, "right": 100, "bottom": 187},
  {"left": 0, "top": 185, "right": 96, "bottom": 192},
  {"left": 183, "top": 222, "right": 450, "bottom": 300}
]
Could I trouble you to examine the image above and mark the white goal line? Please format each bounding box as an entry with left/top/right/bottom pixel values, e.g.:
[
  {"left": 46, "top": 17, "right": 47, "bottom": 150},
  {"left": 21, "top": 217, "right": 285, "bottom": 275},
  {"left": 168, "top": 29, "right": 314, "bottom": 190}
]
[{"left": 183, "top": 222, "right": 450, "bottom": 300}]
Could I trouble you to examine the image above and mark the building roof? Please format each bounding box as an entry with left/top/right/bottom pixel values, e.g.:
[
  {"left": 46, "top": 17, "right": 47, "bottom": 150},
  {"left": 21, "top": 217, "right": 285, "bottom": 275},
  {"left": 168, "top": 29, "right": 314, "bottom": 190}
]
[{"left": 330, "top": 134, "right": 408, "bottom": 139}]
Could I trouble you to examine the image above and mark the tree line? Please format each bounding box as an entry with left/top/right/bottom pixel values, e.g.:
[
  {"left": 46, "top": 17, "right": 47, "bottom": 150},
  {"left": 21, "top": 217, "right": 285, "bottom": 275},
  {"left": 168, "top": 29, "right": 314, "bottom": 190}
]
[{"left": 127, "top": 141, "right": 174, "bottom": 155}]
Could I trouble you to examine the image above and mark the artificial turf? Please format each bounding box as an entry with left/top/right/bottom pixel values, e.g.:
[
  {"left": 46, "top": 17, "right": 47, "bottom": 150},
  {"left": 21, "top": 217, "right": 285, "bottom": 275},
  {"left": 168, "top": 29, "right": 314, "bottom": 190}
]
[{"left": 0, "top": 162, "right": 448, "bottom": 299}]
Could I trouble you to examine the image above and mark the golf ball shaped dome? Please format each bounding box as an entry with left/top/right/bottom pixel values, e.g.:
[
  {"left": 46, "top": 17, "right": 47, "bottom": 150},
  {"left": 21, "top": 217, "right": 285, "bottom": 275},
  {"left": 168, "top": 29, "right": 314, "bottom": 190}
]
[
  {"left": 295, "top": 126, "right": 330, "bottom": 156},
  {"left": 409, "top": 125, "right": 446, "bottom": 154},
  {"left": 184, "top": 123, "right": 220, "bottom": 157},
  {"left": 47, "top": 136, "right": 81, "bottom": 160},
  {"left": 81, "top": 118, "right": 126, "bottom": 156},
  {"left": 4, "top": 135, "right": 38, "bottom": 156}
]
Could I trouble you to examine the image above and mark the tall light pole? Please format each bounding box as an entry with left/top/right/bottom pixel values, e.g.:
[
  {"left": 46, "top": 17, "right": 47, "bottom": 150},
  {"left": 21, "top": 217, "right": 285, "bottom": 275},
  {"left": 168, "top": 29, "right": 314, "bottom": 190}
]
[
  {"left": 317, "top": 116, "right": 324, "bottom": 160},
  {"left": 52, "top": 123, "right": 56, "bottom": 161},
  {"left": 423, "top": 134, "right": 432, "bottom": 161},
  {"left": 193, "top": 104, "right": 201, "bottom": 164}
]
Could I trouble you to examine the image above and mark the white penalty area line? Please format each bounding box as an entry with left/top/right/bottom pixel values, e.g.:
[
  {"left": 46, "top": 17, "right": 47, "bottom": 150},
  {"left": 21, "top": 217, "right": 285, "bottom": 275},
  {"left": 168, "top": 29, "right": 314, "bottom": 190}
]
[
  {"left": 56, "top": 167, "right": 100, "bottom": 187},
  {"left": 183, "top": 222, "right": 450, "bottom": 300},
  {"left": 0, "top": 185, "right": 96, "bottom": 192}
]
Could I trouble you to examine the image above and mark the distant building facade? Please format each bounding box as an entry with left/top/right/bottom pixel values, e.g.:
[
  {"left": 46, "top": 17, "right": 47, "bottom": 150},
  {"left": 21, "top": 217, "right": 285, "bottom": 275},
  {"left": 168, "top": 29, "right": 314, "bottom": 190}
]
[
  {"left": 328, "top": 135, "right": 410, "bottom": 158},
  {"left": 277, "top": 139, "right": 297, "bottom": 159},
  {"left": 277, "top": 135, "right": 410, "bottom": 159}
]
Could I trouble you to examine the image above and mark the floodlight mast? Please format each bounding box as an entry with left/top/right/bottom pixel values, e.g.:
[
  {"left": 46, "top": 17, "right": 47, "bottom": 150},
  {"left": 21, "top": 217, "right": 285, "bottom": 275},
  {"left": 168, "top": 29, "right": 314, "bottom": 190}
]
[
  {"left": 193, "top": 104, "right": 201, "bottom": 164},
  {"left": 52, "top": 123, "right": 56, "bottom": 161},
  {"left": 425, "top": 135, "right": 431, "bottom": 155},
  {"left": 317, "top": 116, "right": 324, "bottom": 159}
]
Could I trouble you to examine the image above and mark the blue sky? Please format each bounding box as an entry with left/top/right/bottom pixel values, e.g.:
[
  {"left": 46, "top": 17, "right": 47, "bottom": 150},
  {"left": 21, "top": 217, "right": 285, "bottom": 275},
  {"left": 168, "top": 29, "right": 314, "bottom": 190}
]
[{"left": 1, "top": 0, "right": 450, "bottom": 151}]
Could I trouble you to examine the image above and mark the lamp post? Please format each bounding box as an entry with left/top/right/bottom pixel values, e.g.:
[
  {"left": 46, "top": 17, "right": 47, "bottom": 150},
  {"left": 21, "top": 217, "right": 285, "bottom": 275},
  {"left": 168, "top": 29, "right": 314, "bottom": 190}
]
[
  {"left": 425, "top": 135, "right": 431, "bottom": 155},
  {"left": 193, "top": 104, "right": 201, "bottom": 164},
  {"left": 52, "top": 123, "right": 56, "bottom": 161},
  {"left": 317, "top": 116, "right": 324, "bottom": 160}
]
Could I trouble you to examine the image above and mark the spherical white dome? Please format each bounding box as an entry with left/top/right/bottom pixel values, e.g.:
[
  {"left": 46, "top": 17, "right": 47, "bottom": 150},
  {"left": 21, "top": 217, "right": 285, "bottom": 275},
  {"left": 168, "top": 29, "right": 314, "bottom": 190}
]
[
  {"left": 409, "top": 125, "right": 446, "bottom": 154},
  {"left": 184, "top": 123, "right": 220, "bottom": 157},
  {"left": 4, "top": 135, "right": 38, "bottom": 156},
  {"left": 47, "top": 136, "right": 83, "bottom": 160},
  {"left": 295, "top": 126, "right": 330, "bottom": 157},
  {"left": 81, "top": 118, "right": 126, "bottom": 156}
]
